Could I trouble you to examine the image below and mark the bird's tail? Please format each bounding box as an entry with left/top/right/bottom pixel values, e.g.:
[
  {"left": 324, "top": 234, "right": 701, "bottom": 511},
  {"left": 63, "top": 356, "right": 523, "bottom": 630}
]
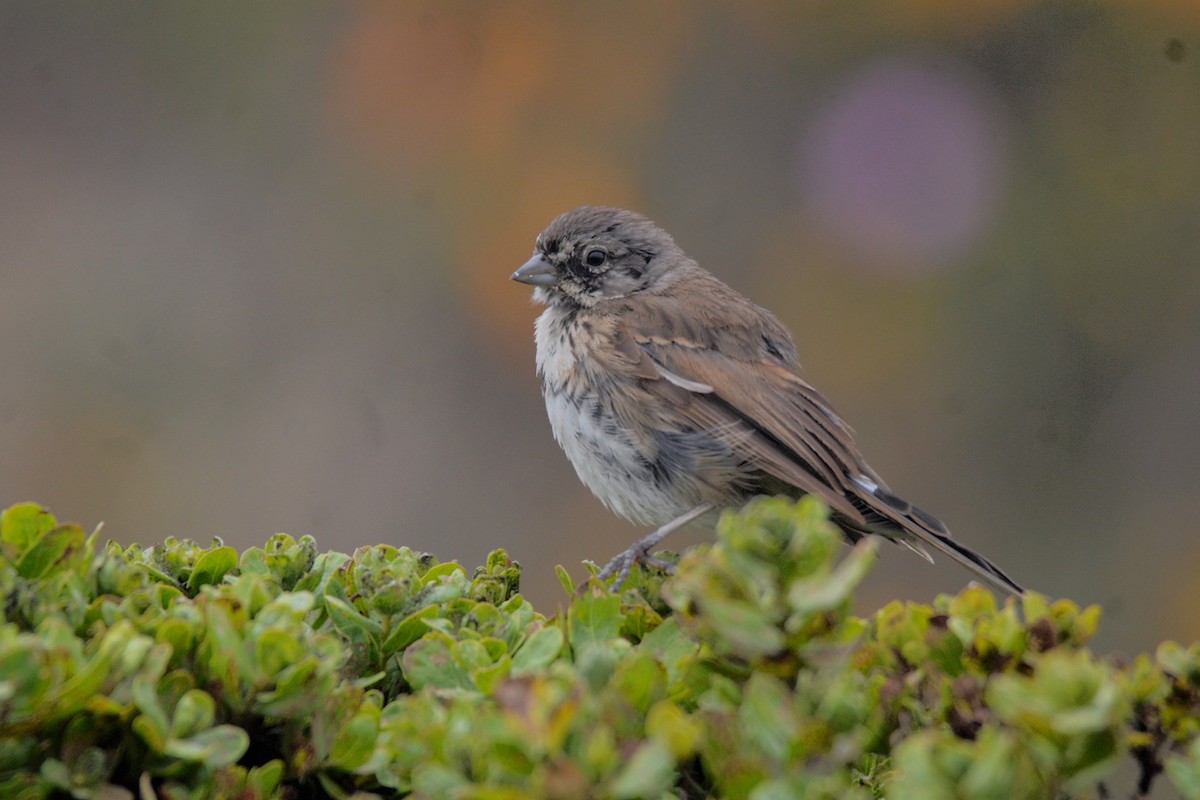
[{"left": 844, "top": 475, "right": 1025, "bottom": 596}]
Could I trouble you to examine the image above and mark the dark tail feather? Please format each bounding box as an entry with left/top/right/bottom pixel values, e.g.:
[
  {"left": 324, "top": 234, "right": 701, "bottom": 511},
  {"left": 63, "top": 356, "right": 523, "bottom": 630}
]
[
  {"left": 907, "top": 524, "right": 1025, "bottom": 596},
  {"left": 844, "top": 475, "right": 1025, "bottom": 596}
]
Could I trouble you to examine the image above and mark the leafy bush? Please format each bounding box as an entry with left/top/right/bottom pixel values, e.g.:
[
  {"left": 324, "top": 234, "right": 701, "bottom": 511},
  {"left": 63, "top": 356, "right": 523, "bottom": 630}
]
[{"left": 0, "top": 497, "right": 1197, "bottom": 799}]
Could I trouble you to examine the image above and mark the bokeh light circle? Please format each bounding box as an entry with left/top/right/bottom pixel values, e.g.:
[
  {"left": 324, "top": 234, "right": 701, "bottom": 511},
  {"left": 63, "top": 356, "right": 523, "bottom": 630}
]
[{"left": 798, "top": 56, "right": 1010, "bottom": 274}]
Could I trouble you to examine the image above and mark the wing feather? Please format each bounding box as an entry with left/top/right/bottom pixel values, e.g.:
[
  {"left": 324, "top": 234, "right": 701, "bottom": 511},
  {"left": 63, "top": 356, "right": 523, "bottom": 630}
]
[
  {"left": 606, "top": 320, "right": 868, "bottom": 524},
  {"left": 595, "top": 282, "right": 1023, "bottom": 595}
]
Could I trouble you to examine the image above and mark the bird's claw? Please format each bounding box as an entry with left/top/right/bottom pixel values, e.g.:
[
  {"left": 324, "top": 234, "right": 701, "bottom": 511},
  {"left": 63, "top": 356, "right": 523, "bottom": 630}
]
[
  {"left": 577, "top": 504, "right": 713, "bottom": 596},
  {"left": 583, "top": 543, "right": 674, "bottom": 595}
]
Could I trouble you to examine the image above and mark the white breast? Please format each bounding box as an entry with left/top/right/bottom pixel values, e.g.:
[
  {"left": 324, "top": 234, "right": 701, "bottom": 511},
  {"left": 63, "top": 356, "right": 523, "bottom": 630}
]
[
  {"left": 533, "top": 305, "right": 690, "bottom": 525},
  {"left": 533, "top": 305, "right": 577, "bottom": 391}
]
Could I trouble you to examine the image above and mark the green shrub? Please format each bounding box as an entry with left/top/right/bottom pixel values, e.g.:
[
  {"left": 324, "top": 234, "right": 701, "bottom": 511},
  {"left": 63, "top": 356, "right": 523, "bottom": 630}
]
[{"left": 0, "top": 497, "right": 1195, "bottom": 799}]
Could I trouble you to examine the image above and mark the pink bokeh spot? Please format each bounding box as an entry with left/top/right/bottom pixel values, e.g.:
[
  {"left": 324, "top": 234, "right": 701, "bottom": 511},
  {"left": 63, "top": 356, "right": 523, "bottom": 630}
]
[{"left": 799, "top": 57, "right": 1009, "bottom": 274}]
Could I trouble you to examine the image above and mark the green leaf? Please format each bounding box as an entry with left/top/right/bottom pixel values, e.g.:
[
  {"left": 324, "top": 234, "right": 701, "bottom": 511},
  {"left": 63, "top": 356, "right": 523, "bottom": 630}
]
[
  {"left": 889, "top": 731, "right": 969, "bottom": 800},
  {"left": 413, "top": 763, "right": 470, "bottom": 797},
  {"left": 238, "top": 546, "right": 269, "bottom": 575},
  {"left": 697, "top": 594, "right": 785, "bottom": 660},
  {"left": 382, "top": 605, "right": 439, "bottom": 657},
  {"left": 612, "top": 653, "right": 666, "bottom": 715},
  {"left": 1168, "top": 739, "right": 1200, "bottom": 799},
  {"left": 187, "top": 546, "right": 238, "bottom": 590},
  {"left": 568, "top": 590, "right": 622, "bottom": 654},
  {"left": 458, "top": 786, "right": 538, "bottom": 800},
  {"left": 485, "top": 549, "right": 512, "bottom": 573},
  {"left": 16, "top": 524, "right": 85, "bottom": 579},
  {"left": 401, "top": 633, "right": 474, "bottom": 691},
  {"left": 0, "top": 502, "right": 57, "bottom": 552},
  {"left": 960, "top": 728, "right": 1035, "bottom": 798},
  {"left": 471, "top": 655, "right": 512, "bottom": 695},
  {"left": 786, "top": 537, "right": 877, "bottom": 616},
  {"left": 575, "top": 639, "right": 628, "bottom": 692},
  {"left": 329, "top": 701, "right": 381, "bottom": 771},
  {"left": 255, "top": 659, "right": 326, "bottom": 717},
  {"left": 46, "top": 634, "right": 121, "bottom": 715},
  {"left": 555, "top": 564, "right": 575, "bottom": 595},
  {"left": 619, "top": 601, "right": 664, "bottom": 641},
  {"left": 609, "top": 740, "right": 675, "bottom": 799},
  {"left": 646, "top": 700, "right": 702, "bottom": 759},
  {"left": 169, "top": 690, "right": 216, "bottom": 739},
  {"left": 451, "top": 639, "right": 494, "bottom": 673},
  {"left": 324, "top": 596, "right": 383, "bottom": 650},
  {"left": 421, "top": 562, "right": 467, "bottom": 584},
  {"left": 163, "top": 725, "right": 249, "bottom": 768},
  {"left": 741, "top": 674, "right": 798, "bottom": 763},
  {"left": 638, "top": 617, "right": 698, "bottom": 693},
  {"left": 154, "top": 618, "right": 197, "bottom": 662},
  {"left": 512, "top": 625, "right": 564, "bottom": 676},
  {"left": 131, "top": 676, "right": 169, "bottom": 748},
  {"left": 245, "top": 760, "right": 286, "bottom": 797},
  {"left": 638, "top": 617, "right": 693, "bottom": 662},
  {"left": 255, "top": 628, "right": 305, "bottom": 680}
]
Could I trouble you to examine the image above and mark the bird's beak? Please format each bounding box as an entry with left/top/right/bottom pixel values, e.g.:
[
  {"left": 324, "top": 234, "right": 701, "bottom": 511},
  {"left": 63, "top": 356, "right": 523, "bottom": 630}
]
[{"left": 511, "top": 254, "right": 558, "bottom": 286}]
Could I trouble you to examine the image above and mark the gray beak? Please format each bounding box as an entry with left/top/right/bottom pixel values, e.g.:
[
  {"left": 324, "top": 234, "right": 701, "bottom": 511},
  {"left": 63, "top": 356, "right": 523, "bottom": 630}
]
[{"left": 511, "top": 254, "right": 558, "bottom": 287}]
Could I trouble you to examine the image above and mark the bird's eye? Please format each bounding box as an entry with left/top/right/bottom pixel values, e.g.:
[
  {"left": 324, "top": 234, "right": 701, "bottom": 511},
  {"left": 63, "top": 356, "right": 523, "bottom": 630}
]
[{"left": 584, "top": 248, "right": 607, "bottom": 268}]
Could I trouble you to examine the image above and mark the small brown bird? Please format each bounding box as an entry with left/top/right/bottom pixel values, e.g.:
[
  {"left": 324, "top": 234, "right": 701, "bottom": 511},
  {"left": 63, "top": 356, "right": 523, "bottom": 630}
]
[{"left": 512, "top": 206, "right": 1023, "bottom": 595}]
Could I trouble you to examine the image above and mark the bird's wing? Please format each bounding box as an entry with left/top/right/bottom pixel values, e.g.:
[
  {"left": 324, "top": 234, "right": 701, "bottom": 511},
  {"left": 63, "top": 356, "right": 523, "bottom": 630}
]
[
  {"left": 603, "top": 295, "right": 1024, "bottom": 596},
  {"left": 599, "top": 307, "right": 871, "bottom": 525}
]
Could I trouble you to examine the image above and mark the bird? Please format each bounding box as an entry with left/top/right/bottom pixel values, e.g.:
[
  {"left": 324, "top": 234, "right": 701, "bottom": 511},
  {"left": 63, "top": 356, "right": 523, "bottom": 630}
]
[{"left": 511, "top": 206, "right": 1024, "bottom": 596}]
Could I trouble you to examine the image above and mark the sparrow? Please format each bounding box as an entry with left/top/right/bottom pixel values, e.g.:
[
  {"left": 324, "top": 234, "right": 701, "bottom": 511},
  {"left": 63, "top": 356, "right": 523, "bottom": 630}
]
[{"left": 511, "top": 206, "right": 1024, "bottom": 596}]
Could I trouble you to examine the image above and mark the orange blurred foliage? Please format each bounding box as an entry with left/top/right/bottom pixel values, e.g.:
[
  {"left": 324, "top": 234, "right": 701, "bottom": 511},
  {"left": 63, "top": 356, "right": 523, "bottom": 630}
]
[
  {"left": 454, "top": 154, "right": 643, "bottom": 363},
  {"left": 328, "top": 4, "right": 482, "bottom": 165},
  {"left": 327, "top": 2, "right": 691, "bottom": 172}
]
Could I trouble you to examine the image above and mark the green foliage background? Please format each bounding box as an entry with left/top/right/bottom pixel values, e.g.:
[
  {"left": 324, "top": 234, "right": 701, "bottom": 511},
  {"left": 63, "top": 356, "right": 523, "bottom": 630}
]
[{"left": 1, "top": 497, "right": 1198, "bottom": 799}]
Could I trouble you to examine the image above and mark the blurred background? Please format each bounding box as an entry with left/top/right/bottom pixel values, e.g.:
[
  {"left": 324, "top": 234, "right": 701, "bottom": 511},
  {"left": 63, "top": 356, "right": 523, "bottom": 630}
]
[{"left": 2, "top": 1, "right": 1198, "bottom": 657}]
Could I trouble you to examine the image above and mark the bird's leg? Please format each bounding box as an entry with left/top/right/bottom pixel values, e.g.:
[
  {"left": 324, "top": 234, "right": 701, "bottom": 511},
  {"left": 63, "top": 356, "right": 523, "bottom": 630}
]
[{"left": 590, "top": 503, "right": 713, "bottom": 592}]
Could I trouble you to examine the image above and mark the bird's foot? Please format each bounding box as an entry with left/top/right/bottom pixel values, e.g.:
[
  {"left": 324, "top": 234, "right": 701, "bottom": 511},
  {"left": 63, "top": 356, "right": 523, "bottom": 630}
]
[
  {"left": 580, "top": 503, "right": 713, "bottom": 594},
  {"left": 591, "top": 539, "right": 675, "bottom": 593}
]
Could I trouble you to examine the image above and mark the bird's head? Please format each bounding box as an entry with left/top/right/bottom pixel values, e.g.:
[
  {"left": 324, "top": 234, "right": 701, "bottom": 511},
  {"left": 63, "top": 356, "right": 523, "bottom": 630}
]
[{"left": 512, "top": 206, "right": 683, "bottom": 308}]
